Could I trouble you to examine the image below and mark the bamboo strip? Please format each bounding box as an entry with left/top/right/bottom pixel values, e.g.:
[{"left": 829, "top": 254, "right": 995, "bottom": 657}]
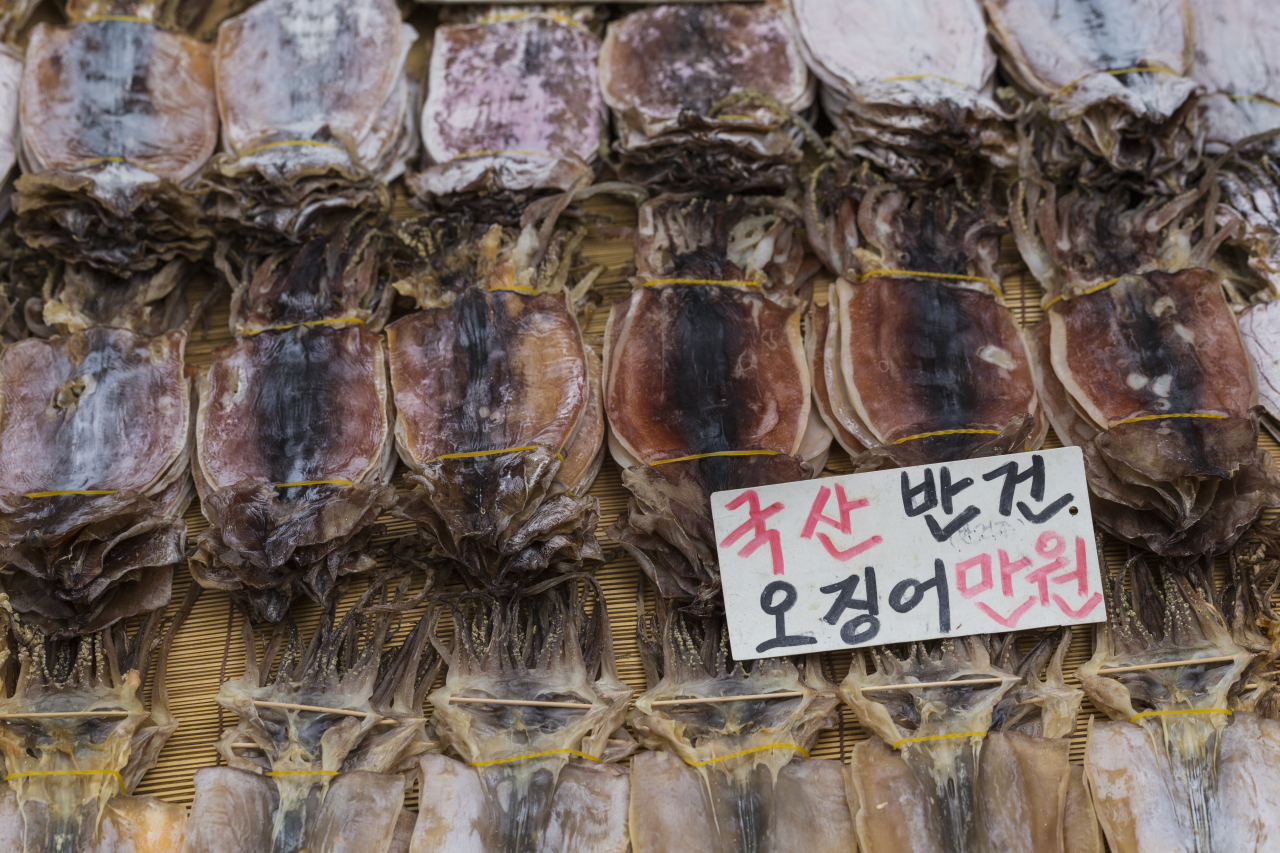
[
  {"left": 448, "top": 697, "right": 596, "bottom": 710},
  {"left": 860, "top": 676, "right": 1018, "bottom": 693},
  {"left": 1099, "top": 655, "right": 1241, "bottom": 676},
  {"left": 0, "top": 710, "right": 131, "bottom": 720},
  {"left": 650, "top": 691, "right": 804, "bottom": 706}
]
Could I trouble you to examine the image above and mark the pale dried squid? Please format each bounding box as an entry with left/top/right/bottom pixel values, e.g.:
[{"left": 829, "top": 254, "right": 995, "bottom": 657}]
[
  {"left": 409, "top": 6, "right": 605, "bottom": 221},
  {"left": 0, "top": 324, "right": 193, "bottom": 636},
  {"left": 412, "top": 577, "right": 632, "bottom": 853},
  {"left": 804, "top": 160, "right": 1045, "bottom": 467},
  {"left": 0, "top": 590, "right": 192, "bottom": 853},
  {"left": 599, "top": 0, "right": 814, "bottom": 191},
  {"left": 203, "top": 0, "right": 417, "bottom": 242},
  {"left": 787, "top": 0, "right": 1016, "bottom": 180},
  {"left": 1077, "top": 550, "right": 1280, "bottom": 852},
  {"left": 1015, "top": 171, "right": 1280, "bottom": 558},
  {"left": 190, "top": 221, "right": 396, "bottom": 622},
  {"left": 183, "top": 579, "right": 441, "bottom": 853},
  {"left": 1189, "top": 0, "right": 1280, "bottom": 150},
  {"left": 603, "top": 194, "right": 830, "bottom": 610},
  {"left": 628, "top": 602, "right": 853, "bottom": 853},
  {"left": 386, "top": 218, "right": 603, "bottom": 592},
  {"left": 14, "top": 0, "right": 221, "bottom": 275},
  {"left": 842, "top": 631, "right": 1100, "bottom": 853},
  {"left": 984, "top": 0, "right": 1203, "bottom": 186},
  {"left": 0, "top": 1, "right": 39, "bottom": 203}
]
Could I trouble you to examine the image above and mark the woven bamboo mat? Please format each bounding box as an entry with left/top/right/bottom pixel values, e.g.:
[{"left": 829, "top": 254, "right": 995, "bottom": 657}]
[{"left": 128, "top": 193, "right": 1280, "bottom": 808}]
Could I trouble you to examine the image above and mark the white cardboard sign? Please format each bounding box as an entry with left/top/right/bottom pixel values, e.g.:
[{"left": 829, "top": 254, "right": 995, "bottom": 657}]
[{"left": 710, "top": 447, "right": 1104, "bottom": 660}]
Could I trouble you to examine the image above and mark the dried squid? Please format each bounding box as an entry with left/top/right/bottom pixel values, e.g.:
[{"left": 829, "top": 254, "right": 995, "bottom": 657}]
[
  {"left": 409, "top": 7, "right": 605, "bottom": 220},
  {"left": 15, "top": 0, "right": 219, "bottom": 275},
  {"left": 787, "top": 0, "right": 1016, "bottom": 179},
  {"left": 598, "top": 0, "right": 814, "bottom": 191},
  {"left": 0, "top": 591, "right": 191, "bottom": 853},
  {"left": 604, "top": 194, "right": 830, "bottom": 610},
  {"left": 204, "top": 0, "right": 417, "bottom": 241},
  {"left": 1077, "top": 552, "right": 1280, "bottom": 852},
  {"left": 1015, "top": 175, "right": 1280, "bottom": 558},
  {"left": 190, "top": 223, "right": 396, "bottom": 622},
  {"left": 1189, "top": 0, "right": 1280, "bottom": 149},
  {"left": 842, "top": 632, "right": 1100, "bottom": 853},
  {"left": 184, "top": 581, "right": 441, "bottom": 853},
  {"left": 628, "top": 604, "right": 853, "bottom": 853},
  {"left": 0, "top": 1, "right": 39, "bottom": 203},
  {"left": 0, "top": 325, "right": 192, "bottom": 636},
  {"left": 983, "top": 0, "right": 1203, "bottom": 185},
  {"left": 413, "top": 578, "right": 632, "bottom": 853},
  {"left": 804, "top": 163, "right": 1045, "bottom": 467},
  {"left": 386, "top": 220, "right": 603, "bottom": 592}
]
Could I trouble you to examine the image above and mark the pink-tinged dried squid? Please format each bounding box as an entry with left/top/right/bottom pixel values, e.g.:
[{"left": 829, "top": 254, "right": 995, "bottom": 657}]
[
  {"left": 386, "top": 220, "right": 603, "bottom": 592},
  {"left": 603, "top": 195, "right": 829, "bottom": 610},
  {"left": 628, "top": 604, "right": 852, "bottom": 853},
  {"left": 983, "top": 0, "right": 1203, "bottom": 185},
  {"left": 409, "top": 7, "right": 605, "bottom": 221},
  {"left": 842, "top": 632, "right": 1100, "bottom": 853},
  {"left": 14, "top": 0, "right": 220, "bottom": 275},
  {"left": 804, "top": 164, "right": 1044, "bottom": 467},
  {"left": 412, "top": 578, "right": 632, "bottom": 853},
  {"left": 1076, "top": 553, "right": 1280, "bottom": 853},
  {"left": 787, "top": 0, "right": 1016, "bottom": 180},
  {"left": 1016, "top": 179, "right": 1280, "bottom": 558},
  {"left": 204, "top": 0, "right": 417, "bottom": 241},
  {"left": 599, "top": 0, "right": 814, "bottom": 192},
  {"left": 183, "top": 581, "right": 441, "bottom": 853},
  {"left": 0, "top": 591, "right": 191, "bottom": 853},
  {"left": 0, "top": 326, "right": 192, "bottom": 637},
  {"left": 1189, "top": 0, "right": 1280, "bottom": 149},
  {"left": 190, "top": 226, "right": 396, "bottom": 622}
]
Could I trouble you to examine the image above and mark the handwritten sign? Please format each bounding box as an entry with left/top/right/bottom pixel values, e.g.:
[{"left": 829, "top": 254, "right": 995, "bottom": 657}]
[{"left": 710, "top": 447, "right": 1104, "bottom": 660}]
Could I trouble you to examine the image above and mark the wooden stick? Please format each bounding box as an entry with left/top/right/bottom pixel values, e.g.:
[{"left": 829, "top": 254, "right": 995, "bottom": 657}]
[
  {"left": 447, "top": 696, "right": 596, "bottom": 710},
  {"left": 650, "top": 691, "right": 804, "bottom": 707},
  {"left": 251, "top": 700, "right": 374, "bottom": 719},
  {"left": 1099, "top": 656, "right": 1240, "bottom": 676},
  {"left": 0, "top": 710, "right": 132, "bottom": 720},
  {"left": 860, "top": 676, "right": 1019, "bottom": 693}
]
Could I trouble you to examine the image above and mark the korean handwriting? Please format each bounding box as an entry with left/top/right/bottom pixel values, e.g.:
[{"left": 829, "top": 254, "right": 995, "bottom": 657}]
[
  {"left": 982, "top": 455, "right": 1074, "bottom": 523},
  {"left": 720, "top": 489, "right": 786, "bottom": 575},
  {"left": 953, "top": 530, "right": 1101, "bottom": 628},
  {"left": 755, "top": 581, "right": 819, "bottom": 653},
  {"left": 901, "top": 467, "right": 980, "bottom": 542}
]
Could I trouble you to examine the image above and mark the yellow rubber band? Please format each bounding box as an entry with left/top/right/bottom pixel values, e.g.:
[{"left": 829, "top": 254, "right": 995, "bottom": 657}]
[
  {"left": 858, "top": 269, "right": 1002, "bottom": 298},
  {"left": 470, "top": 748, "right": 599, "bottom": 767},
  {"left": 1131, "top": 708, "right": 1232, "bottom": 723},
  {"left": 1055, "top": 66, "right": 1180, "bottom": 98},
  {"left": 5, "top": 770, "right": 124, "bottom": 790},
  {"left": 713, "top": 114, "right": 761, "bottom": 121},
  {"left": 23, "top": 489, "right": 119, "bottom": 498},
  {"left": 643, "top": 278, "right": 762, "bottom": 288},
  {"left": 475, "top": 11, "right": 587, "bottom": 33},
  {"left": 434, "top": 445, "right": 540, "bottom": 461},
  {"left": 892, "top": 429, "right": 1001, "bottom": 445},
  {"left": 650, "top": 449, "right": 781, "bottom": 466},
  {"left": 1229, "top": 92, "right": 1280, "bottom": 109},
  {"left": 240, "top": 139, "right": 344, "bottom": 158},
  {"left": 882, "top": 74, "right": 970, "bottom": 88},
  {"left": 266, "top": 770, "right": 338, "bottom": 778},
  {"left": 1045, "top": 276, "right": 1122, "bottom": 310},
  {"left": 83, "top": 15, "right": 150, "bottom": 24},
  {"left": 243, "top": 318, "right": 365, "bottom": 336},
  {"left": 893, "top": 731, "right": 986, "bottom": 751},
  {"left": 684, "top": 744, "right": 809, "bottom": 768},
  {"left": 447, "top": 149, "right": 557, "bottom": 163},
  {"left": 273, "top": 480, "right": 355, "bottom": 489},
  {"left": 491, "top": 285, "right": 539, "bottom": 295},
  {"left": 1115, "top": 413, "right": 1227, "bottom": 426}
]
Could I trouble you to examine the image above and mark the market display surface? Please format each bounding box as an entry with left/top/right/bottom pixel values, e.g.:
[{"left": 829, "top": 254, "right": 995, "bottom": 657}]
[{"left": 2, "top": 1, "right": 1280, "bottom": 852}]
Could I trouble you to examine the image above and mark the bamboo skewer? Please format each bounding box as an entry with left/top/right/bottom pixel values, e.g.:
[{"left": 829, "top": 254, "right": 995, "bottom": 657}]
[
  {"left": 650, "top": 691, "right": 804, "bottom": 706},
  {"left": 448, "top": 697, "right": 596, "bottom": 710},
  {"left": 251, "top": 700, "right": 385, "bottom": 720},
  {"left": 860, "top": 676, "right": 1019, "bottom": 693},
  {"left": 1099, "top": 655, "right": 1241, "bottom": 675},
  {"left": 0, "top": 710, "right": 132, "bottom": 720}
]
